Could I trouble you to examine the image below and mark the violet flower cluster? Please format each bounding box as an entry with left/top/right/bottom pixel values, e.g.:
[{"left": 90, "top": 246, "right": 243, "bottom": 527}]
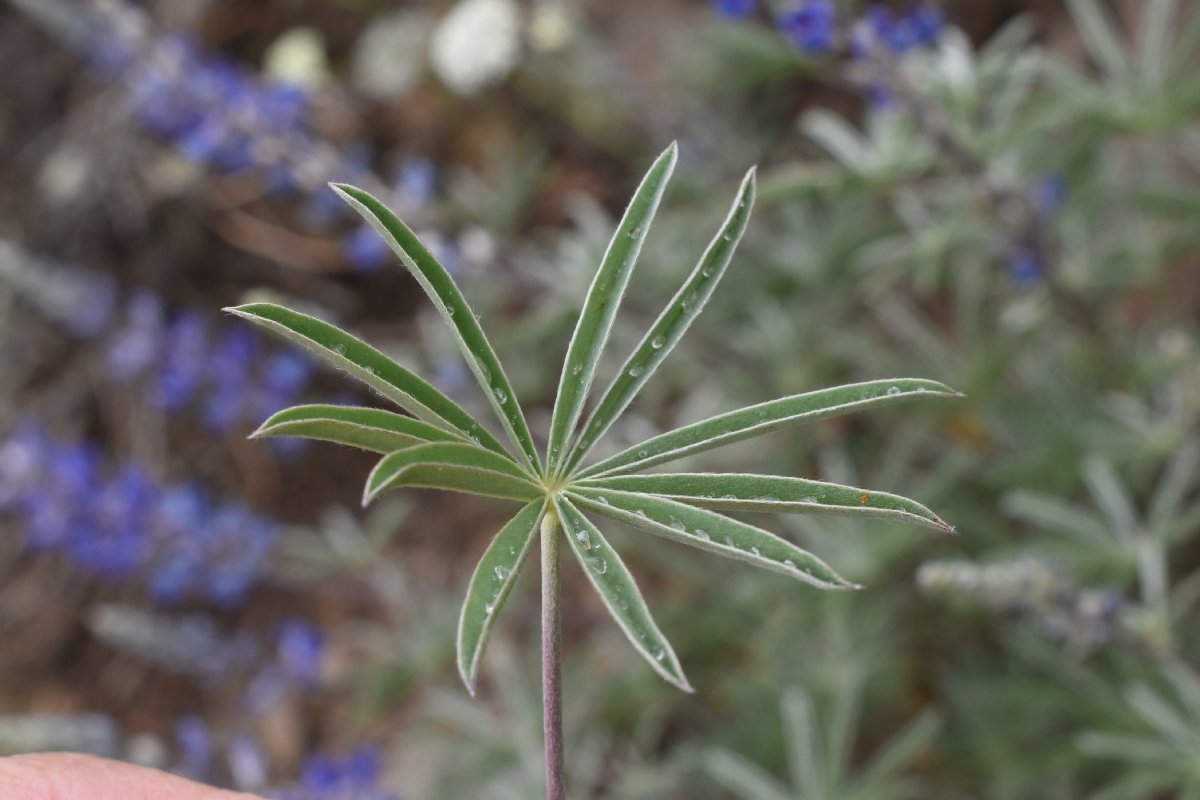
[
  {"left": 714, "top": 0, "right": 944, "bottom": 59},
  {"left": 176, "top": 716, "right": 398, "bottom": 800},
  {"left": 67, "top": 0, "right": 443, "bottom": 273},
  {"left": 0, "top": 423, "right": 276, "bottom": 605},
  {"left": 104, "top": 289, "right": 316, "bottom": 434}
]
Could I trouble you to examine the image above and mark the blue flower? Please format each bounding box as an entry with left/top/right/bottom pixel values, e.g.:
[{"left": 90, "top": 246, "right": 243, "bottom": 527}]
[
  {"left": 1032, "top": 174, "right": 1068, "bottom": 215},
  {"left": 1008, "top": 247, "right": 1043, "bottom": 286},
  {"left": 853, "top": 4, "right": 944, "bottom": 57},
  {"left": 714, "top": 0, "right": 757, "bottom": 18},
  {"left": 175, "top": 715, "right": 213, "bottom": 777},
  {"left": 344, "top": 224, "right": 393, "bottom": 272},
  {"left": 105, "top": 289, "right": 164, "bottom": 378},
  {"left": 155, "top": 312, "right": 211, "bottom": 410},
  {"left": 779, "top": 0, "right": 837, "bottom": 55},
  {"left": 277, "top": 619, "right": 325, "bottom": 683}
]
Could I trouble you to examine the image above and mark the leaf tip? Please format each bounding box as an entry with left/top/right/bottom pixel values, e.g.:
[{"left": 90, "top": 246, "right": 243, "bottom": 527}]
[
  {"left": 360, "top": 484, "right": 378, "bottom": 508},
  {"left": 460, "top": 670, "right": 478, "bottom": 698}
]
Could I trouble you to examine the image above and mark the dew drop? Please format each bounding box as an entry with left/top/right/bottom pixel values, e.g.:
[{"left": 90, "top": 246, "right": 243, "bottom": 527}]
[
  {"left": 484, "top": 602, "right": 496, "bottom": 616},
  {"left": 669, "top": 517, "right": 686, "bottom": 532},
  {"left": 723, "top": 536, "right": 734, "bottom": 546},
  {"left": 447, "top": 307, "right": 456, "bottom": 317},
  {"left": 783, "top": 559, "right": 796, "bottom": 569},
  {"left": 651, "top": 335, "right": 666, "bottom": 349},
  {"left": 493, "top": 565, "right": 511, "bottom": 581},
  {"left": 634, "top": 509, "right": 648, "bottom": 519},
  {"left": 653, "top": 648, "right": 666, "bottom": 662},
  {"left": 721, "top": 494, "right": 737, "bottom": 501},
  {"left": 701, "top": 267, "right": 714, "bottom": 278},
  {"left": 886, "top": 385, "right": 901, "bottom": 396},
  {"left": 681, "top": 292, "right": 699, "bottom": 312},
  {"left": 637, "top": 449, "right": 648, "bottom": 458},
  {"left": 750, "top": 546, "right": 761, "bottom": 557},
  {"left": 331, "top": 344, "right": 347, "bottom": 356},
  {"left": 628, "top": 365, "right": 644, "bottom": 378},
  {"left": 493, "top": 387, "right": 508, "bottom": 404},
  {"left": 628, "top": 225, "right": 643, "bottom": 239},
  {"left": 571, "top": 363, "right": 583, "bottom": 376},
  {"left": 586, "top": 556, "right": 608, "bottom": 575},
  {"left": 694, "top": 529, "right": 710, "bottom": 540},
  {"left": 595, "top": 495, "right": 610, "bottom": 506},
  {"left": 722, "top": 233, "right": 732, "bottom": 242}
]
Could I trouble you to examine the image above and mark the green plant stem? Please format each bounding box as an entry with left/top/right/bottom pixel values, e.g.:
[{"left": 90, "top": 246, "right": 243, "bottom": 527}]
[{"left": 541, "top": 507, "right": 566, "bottom": 800}]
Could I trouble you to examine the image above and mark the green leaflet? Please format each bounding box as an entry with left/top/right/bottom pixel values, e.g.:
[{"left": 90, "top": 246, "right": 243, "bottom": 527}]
[
  {"left": 457, "top": 499, "right": 547, "bottom": 696},
  {"left": 547, "top": 143, "right": 678, "bottom": 475},
  {"left": 332, "top": 184, "right": 541, "bottom": 473},
  {"left": 579, "top": 378, "right": 960, "bottom": 479},
  {"left": 562, "top": 165, "right": 757, "bottom": 475},
  {"left": 252, "top": 404, "right": 465, "bottom": 453},
  {"left": 553, "top": 497, "right": 692, "bottom": 692},
  {"left": 227, "top": 303, "right": 508, "bottom": 457},
  {"left": 569, "top": 488, "right": 857, "bottom": 590},
  {"left": 364, "top": 442, "right": 539, "bottom": 505},
  {"left": 578, "top": 473, "right": 955, "bottom": 533}
]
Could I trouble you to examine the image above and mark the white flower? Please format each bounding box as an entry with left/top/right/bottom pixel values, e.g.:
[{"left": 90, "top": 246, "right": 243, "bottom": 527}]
[
  {"left": 264, "top": 27, "right": 329, "bottom": 89},
  {"left": 429, "top": 0, "right": 521, "bottom": 96},
  {"left": 352, "top": 10, "right": 432, "bottom": 99}
]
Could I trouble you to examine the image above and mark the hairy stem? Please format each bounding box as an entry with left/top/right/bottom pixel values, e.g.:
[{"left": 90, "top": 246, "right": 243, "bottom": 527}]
[{"left": 541, "top": 507, "right": 566, "bottom": 800}]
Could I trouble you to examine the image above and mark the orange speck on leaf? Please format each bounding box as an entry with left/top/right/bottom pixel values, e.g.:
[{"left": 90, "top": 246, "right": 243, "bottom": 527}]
[{"left": 860, "top": 493, "right": 870, "bottom": 504}]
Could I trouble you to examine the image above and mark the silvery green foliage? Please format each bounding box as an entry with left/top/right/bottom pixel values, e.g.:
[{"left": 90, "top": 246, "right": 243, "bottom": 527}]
[
  {"left": 707, "top": 680, "right": 941, "bottom": 800},
  {"left": 229, "top": 143, "right": 957, "bottom": 694}
]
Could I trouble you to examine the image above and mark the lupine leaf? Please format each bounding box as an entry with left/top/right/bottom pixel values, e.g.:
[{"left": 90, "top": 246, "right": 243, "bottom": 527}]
[
  {"left": 562, "top": 166, "right": 757, "bottom": 475},
  {"left": 579, "top": 378, "right": 959, "bottom": 479},
  {"left": 332, "top": 184, "right": 541, "bottom": 473},
  {"left": 252, "top": 404, "right": 465, "bottom": 453},
  {"left": 569, "top": 488, "right": 857, "bottom": 590},
  {"left": 457, "top": 499, "right": 547, "bottom": 696},
  {"left": 364, "top": 442, "right": 539, "bottom": 505},
  {"left": 578, "top": 473, "right": 955, "bottom": 533},
  {"left": 226, "top": 303, "right": 508, "bottom": 457},
  {"left": 547, "top": 143, "right": 678, "bottom": 474},
  {"left": 1067, "top": 0, "right": 1130, "bottom": 77},
  {"left": 553, "top": 497, "right": 692, "bottom": 692}
]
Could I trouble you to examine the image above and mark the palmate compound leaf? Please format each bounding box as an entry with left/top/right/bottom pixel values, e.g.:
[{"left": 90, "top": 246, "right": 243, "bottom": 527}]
[
  {"left": 226, "top": 303, "right": 510, "bottom": 458},
  {"left": 251, "top": 404, "right": 466, "bottom": 453},
  {"left": 332, "top": 184, "right": 541, "bottom": 474},
  {"left": 577, "top": 378, "right": 961, "bottom": 479},
  {"left": 546, "top": 143, "right": 678, "bottom": 475},
  {"left": 568, "top": 488, "right": 858, "bottom": 590},
  {"left": 458, "top": 499, "right": 547, "bottom": 695},
  {"left": 576, "top": 473, "right": 956, "bottom": 533},
  {"left": 235, "top": 151, "right": 960, "bottom": 701},
  {"left": 553, "top": 496, "right": 692, "bottom": 692},
  {"left": 560, "top": 164, "right": 758, "bottom": 476},
  {"left": 364, "top": 442, "right": 539, "bottom": 505}
]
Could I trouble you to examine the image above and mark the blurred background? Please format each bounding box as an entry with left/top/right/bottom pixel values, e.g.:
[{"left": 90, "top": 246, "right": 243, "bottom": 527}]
[{"left": 0, "top": 0, "right": 1198, "bottom": 797}]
